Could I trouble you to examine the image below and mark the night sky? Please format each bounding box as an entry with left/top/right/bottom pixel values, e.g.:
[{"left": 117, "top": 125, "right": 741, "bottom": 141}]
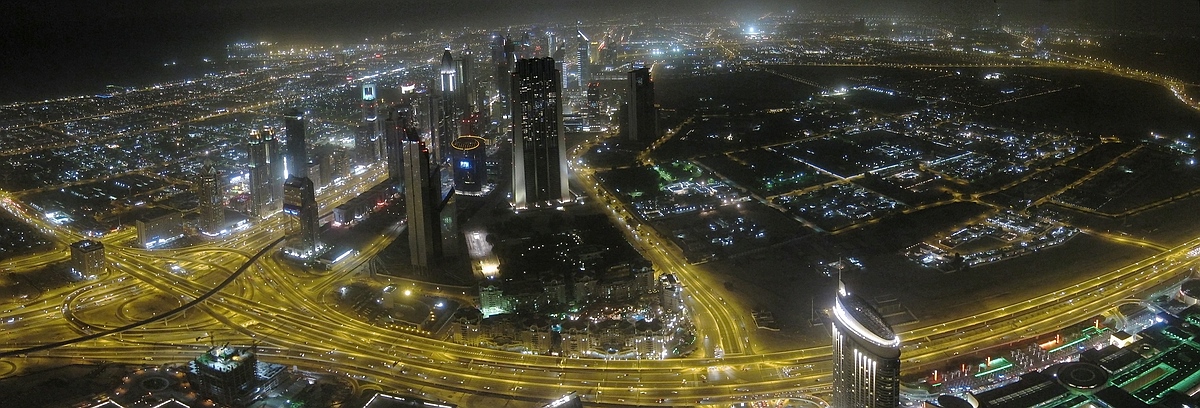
[{"left": 1, "top": 0, "right": 1195, "bottom": 103}]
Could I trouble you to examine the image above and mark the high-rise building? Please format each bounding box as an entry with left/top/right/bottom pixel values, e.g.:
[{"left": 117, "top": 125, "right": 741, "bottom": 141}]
[
  {"left": 362, "top": 83, "right": 378, "bottom": 122},
  {"left": 586, "top": 82, "right": 602, "bottom": 129},
  {"left": 247, "top": 129, "right": 272, "bottom": 218},
  {"left": 832, "top": 284, "right": 901, "bottom": 408},
  {"left": 69, "top": 239, "right": 105, "bottom": 278},
  {"left": 185, "top": 346, "right": 286, "bottom": 408},
  {"left": 283, "top": 177, "right": 319, "bottom": 256},
  {"left": 356, "top": 84, "right": 382, "bottom": 164},
  {"left": 264, "top": 126, "right": 284, "bottom": 213},
  {"left": 624, "top": 67, "right": 658, "bottom": 142},
  {"left": 384, "top": 99, "right": 418, "bottom": 186},
  {"left": 497, "top": 37, "right": 516, "bottom": 113},
  {"left": 284, "top": 108, "right": 308, "bottom": 178},
  {"left": 451, "top": 136, "right": 487, "bottom": 194},
  {"left": 188, "top": 346, "right": 258, "bottom": 407},
  {"left": 576, "top": 31, "right": 590, "bottom": 89},
  {"left": 403, "top": 131, "right": 442, "bottom": 268},
  {"left": 197, "top": 161, "right": 224, "bottom": 235},
  {"left": 438, "top": 49, "right": 462, "bottom": 163},
  {"left": 511, "top": 58, "right": 570, "bottom": 209}
]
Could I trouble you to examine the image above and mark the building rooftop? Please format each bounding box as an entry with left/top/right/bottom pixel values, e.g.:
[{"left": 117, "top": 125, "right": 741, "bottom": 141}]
[{"left": 835, "top": 291, "right": 897, "bottom": 346}]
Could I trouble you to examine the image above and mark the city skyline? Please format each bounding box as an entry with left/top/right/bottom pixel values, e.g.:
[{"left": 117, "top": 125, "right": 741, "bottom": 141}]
[{"left": 0, "top": 3, "right": 1199, "bottom": 408}]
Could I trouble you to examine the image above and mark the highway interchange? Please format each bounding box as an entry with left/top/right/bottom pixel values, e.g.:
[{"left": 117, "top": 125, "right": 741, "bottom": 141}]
[{"left": 1, "top": 27, "right": 1200, "bottom": 408}]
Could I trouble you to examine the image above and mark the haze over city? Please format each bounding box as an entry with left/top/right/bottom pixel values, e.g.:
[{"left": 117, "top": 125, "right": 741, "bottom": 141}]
[{"left": 0, "top": 1, "right": 1198, "bottom": 408}]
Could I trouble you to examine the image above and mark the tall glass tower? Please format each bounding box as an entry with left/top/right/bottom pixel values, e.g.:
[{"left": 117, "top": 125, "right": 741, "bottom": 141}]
[
  {"left": 283, "top": 108, "right": 307, "bottom": 178},
  {"left": 510, "top": 57, "right": 569, "bottom": 209},
  {"left": 832, "top": 284, "right": 901, "bottom": 408}
]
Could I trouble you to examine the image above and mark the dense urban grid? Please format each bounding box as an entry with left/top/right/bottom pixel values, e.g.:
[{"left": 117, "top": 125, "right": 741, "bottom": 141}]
[{"left": 1, "top": 7, "right": 1199, "bottom": 408}]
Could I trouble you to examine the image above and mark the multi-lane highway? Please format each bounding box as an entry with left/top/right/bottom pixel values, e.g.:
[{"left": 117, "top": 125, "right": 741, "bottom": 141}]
[{"left": 2, "top": 28, "right": 1200, "bottom": 408}]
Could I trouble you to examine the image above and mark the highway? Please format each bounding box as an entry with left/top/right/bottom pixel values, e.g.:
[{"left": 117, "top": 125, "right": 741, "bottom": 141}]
[{"left": 2, "top": 27, "right": 1200, "bottom": 408}]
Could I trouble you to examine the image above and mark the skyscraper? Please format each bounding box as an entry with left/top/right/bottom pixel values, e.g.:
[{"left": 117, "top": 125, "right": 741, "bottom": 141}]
[
  {"left": 197, "top": 161, "right": 224, "bottom": 235},
  {"left": 832, "top": 284, "right": 901, "bottom": 408},
  {"left": 362, "top": 83, "right": 378, "bottom": 122},
  {"left": 576, "top": 31, "right": 590, "bottom": 89},
  {"left": 357, "top": 84, "right": 382, "bottom": 164},
  {"left": 511, "top": 58, "right": 570, "bottom": 209},
  {"left": 284, "top": 108, "right": 308, "bottom": 178},
  {"left": 438, "top": 49, "right": 461, "bottom": 161},
  {"left": 497, "top": 37, "right": 516, "bottom": 114},
  {"left": 283, "top": 177, "right": 319, "bottom": 256},
  {"left": 384, "top": 99, "right": 418, "bottom": 186},
  {"left": 247, "top": 129, "right": 271, "bottom": 218},
  {"left": 624, "top": 67, "right": 658, "bottom": 142},
  {"left": 264, "top": 126, "right": 284, "bottom": 214},
  {"left": 403, "top": 130, "right": 441, "bottom": 268}
]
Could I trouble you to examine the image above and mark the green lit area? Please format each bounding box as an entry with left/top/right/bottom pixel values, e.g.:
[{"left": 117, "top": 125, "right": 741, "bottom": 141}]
[{"left": 974, "top": 357, "right": 1014, "bottom": 378}]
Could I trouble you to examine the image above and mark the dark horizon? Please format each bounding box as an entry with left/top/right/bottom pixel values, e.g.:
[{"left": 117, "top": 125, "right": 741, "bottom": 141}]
[{"left": 1, "top": 0, "right": 1196, "bottom": 104}]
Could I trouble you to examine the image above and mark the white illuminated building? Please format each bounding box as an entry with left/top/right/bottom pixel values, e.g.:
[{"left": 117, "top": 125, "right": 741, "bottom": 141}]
[{"left": 832, "top": 283, "right": 901, "bottom": 408}]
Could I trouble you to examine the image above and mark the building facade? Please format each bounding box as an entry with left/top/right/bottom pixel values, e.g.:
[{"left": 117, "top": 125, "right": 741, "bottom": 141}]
[
  {"left": 832, "top": 285, "right": 902, "bottom": 408},
  {"left": 511, "top": 58, "right": 570, "bottom": 209},
  {"left": 197, "top": 162, "right": 224, "bottom": 235},
  {"left": 624, "top": 67, "right": 657, "bottom": 142},
  {"left": 70, "top": 239, "right": 105, "bottom": 278},
  {"left": 283, "top": 108, "right": 308, "bottom": 178},
  {"left": 283, "top": 176, "right": 319, "bottom": 257}
]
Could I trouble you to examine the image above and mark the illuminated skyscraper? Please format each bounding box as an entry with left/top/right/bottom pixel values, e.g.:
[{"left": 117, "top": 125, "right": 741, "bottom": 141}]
[
  {"left": 362, "top": 83, "right": 378, "bottom": 122},
  {"left": 511, "top": 58, "right": 570, "bottom": 208},
  {"left": 283, "top": 177, "right": 319, "bottom": 256},
  {"left": 197, "top": 161, "right": 224, "bottom": 235},
  {"left": 384, "top": 99, "right": 418, "bottom": 186},
  {"left": 438, "top": 49, "right": 461, "bottom": 161},
  {"left": 284, "top": 108, "right": 308, "bottom": 178},
  {"left": 497, "top": 37, "right": 516, "bottom": 113},
  {"left": 247, "top": 129, "right": 271, "bottom": 218},
  {"left": 576, "top": 31, "right": 590, "bottom": 89},
  {"left": 832, "top": 284, "right": 901, "bottom": 408},
  {"left": 403, "top": 131, "right": 441, "bottom": 268},
  {"left": 624, "top": 67, "right": 657, "bottom": 142},
  {"left": 357, "top": 84, "right": 382, "bottom": 164},
  {"left": 263, "top": 126, "right": 284, "bottom": 213}
]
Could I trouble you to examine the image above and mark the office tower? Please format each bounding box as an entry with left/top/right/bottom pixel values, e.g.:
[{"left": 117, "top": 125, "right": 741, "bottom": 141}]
[
  {"left": 451, "top": 136, "right": 486, "bottom": 194},
  {"left": 497, "top": 37, "right": 516, "bottom": 111},
  {"left": 247, "top": 129, "right": 271, "bottom": 218},
  {"left": 625, "top": 67, "right": 658, "bottom": 142},
  {"left": 316, "top": 145, "right": 347, "bottom": 187},
  {"left": 457, "top": 51, "right": 474, "bottom": 111},
  {"left": 511, "top": 58, "right": 570, "bottom": 208},
  {"left": 283, "top": 177, "right": 319, "bottom": 256},
  {"left": 437, "top": 49, "right": 462, "bottom": 163},
  {"left": 197, "top": 161, "right": 224, "bottom": 235},
  {"left": 403, "top": 130, "right": 442, "bottom": 268},
  {"left": 362, "top": 83, "right": 378, "bottom": 122},
  {"left": 187, "top": 346, "right": 260, "bottom": 408},
  {"left": 70, "top": 240, "right": 105, "bottom": 278},
  {"left": 586, "top": 82, "right": 601, "bottom": 128},
  {"left": 264, "top": 126, "right": 284, "bottom": 213},
  {"left": 384, "top": 99, "right": 418, "bottom": 186},
  {"left": 832, "top": 284, "right": 901, "bottom": 408},
  {"left": 356, "top": 84, "right": 382, "bottom": 164},
  {"left": 284, "top": 108, "right": 308, "bottom": 178},
  {"left": 576, "top": 31, "right": 590, "bottom": 89}
]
